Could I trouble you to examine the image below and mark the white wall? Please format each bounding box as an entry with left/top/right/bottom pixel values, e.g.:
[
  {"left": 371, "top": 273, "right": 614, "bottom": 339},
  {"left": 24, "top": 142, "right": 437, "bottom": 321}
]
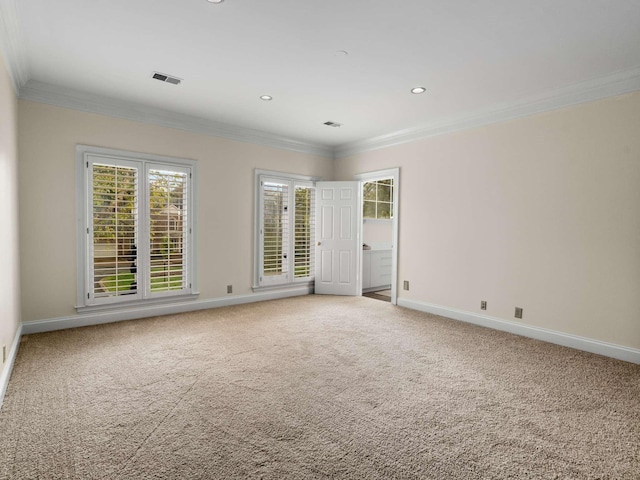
[
  {"left": 336, "top": 92, "right": 640, "bottom": 350},
  {"left": 18, "top": 101, "right": 333, "bottom": 323},
  {"left": 0, "top": 49, "right": 21, "bottom": 377}
]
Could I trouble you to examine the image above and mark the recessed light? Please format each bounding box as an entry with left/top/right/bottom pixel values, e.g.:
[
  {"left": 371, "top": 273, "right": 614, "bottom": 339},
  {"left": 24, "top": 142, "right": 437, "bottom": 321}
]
[
  {"left": 260, "top": 95, "right": 273, "bottom": 101},
  {"left": 411, "top": 86, "right": 426, "bottom": 94},
  {"left": 207, "top": 0, "right": 224, "bottom": 3}
]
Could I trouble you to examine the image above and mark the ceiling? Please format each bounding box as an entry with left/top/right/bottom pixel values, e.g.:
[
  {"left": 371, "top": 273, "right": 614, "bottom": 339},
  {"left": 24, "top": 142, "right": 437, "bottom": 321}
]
[{"left": 3, "top": 0, "right": 640, "bottom": 156}]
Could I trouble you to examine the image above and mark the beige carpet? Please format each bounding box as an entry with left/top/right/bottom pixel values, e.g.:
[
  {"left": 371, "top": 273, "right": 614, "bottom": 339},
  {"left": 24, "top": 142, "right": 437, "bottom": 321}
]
[{"left": 0, "top": 295, "right": 638, "bottom": 479}]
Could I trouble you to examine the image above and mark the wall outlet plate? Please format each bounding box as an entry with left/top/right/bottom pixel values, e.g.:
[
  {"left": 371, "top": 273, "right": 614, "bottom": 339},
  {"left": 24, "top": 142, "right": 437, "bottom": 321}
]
[
  {"left": 515, "top": 307, "right": 523, "bottom": 319},
  {"left": 227, "top": 285, "right": 233, "bottom": 294},
  {"left": 481, "top": 301, "right": 487, "bottom": 310},
  {"left": 403, "top": 280, "right": 409, "bottom": 291}
]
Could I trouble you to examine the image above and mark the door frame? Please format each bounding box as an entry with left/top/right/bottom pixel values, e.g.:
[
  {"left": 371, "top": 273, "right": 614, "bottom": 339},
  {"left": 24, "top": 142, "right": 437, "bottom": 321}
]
[{"left": 353, "top": 168, "right": 399, "bottom": 305}]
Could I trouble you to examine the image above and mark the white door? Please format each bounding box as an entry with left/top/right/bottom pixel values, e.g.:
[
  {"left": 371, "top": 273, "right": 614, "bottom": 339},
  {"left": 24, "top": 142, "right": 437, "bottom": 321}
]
[{"left": 315, "top": 181, "right": 360, "bottom": 295}]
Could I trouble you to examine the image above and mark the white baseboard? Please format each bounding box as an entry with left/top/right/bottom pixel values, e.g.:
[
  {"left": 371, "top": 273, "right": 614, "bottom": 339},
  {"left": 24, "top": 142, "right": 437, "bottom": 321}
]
[
  {"left": 0, "top": 323, "right": 23, "bottom": 409},
  {"left": 397, "top": 298, "right": 640, "bottom": 365},
  {"left": 22, "top": 286, "right": 313, "bottom": 335}
]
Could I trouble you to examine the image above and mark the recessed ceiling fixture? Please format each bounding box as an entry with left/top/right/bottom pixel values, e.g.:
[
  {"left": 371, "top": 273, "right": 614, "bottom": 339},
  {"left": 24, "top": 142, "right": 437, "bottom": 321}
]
[
  {"left": 152, "top": 72, "right": 182, "bottom": 85},
  {"left": 411, "top": 86, "right": 426, "bottom": 94},
  {"left": 207, "top": 0, "right": 224, "bottom": 3},
  {"left": 324, "top": 121, "right": 342, "bottom": 128},
  {"left": 260, "top": 95, "right": 273, "bottom": 101}
]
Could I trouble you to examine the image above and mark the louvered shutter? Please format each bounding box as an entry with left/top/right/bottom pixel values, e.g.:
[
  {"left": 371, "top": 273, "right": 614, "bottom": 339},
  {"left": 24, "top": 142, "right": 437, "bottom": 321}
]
[
  {"left": 294, "top": 184, "right": 315, "bottom": 280},
  {"left": 147, "top": 166, "right": 189, "bottom": 296},
  {"left": 260, "top": 179, "right": 289, "bottom": 285},
  {"left": 89, "top": 159, "right": 140, "bottom": 303},
  {"left": 82, "top": 149, "right": 194, "bottom": 307}
]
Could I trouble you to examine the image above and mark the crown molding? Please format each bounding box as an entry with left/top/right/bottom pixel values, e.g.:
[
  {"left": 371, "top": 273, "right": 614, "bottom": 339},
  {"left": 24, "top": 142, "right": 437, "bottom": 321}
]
[
  {"left": 19, "top": 80, "right": 334, "bottom": 159},
  {"left": 0, "top": 0, "right": 30, "bottom": 92},
  {"left": 335, "top": 66, "right": 640, "bottom": 159},
  {"left": 16, "top": 64, "right": 640, "bottom": 162}
]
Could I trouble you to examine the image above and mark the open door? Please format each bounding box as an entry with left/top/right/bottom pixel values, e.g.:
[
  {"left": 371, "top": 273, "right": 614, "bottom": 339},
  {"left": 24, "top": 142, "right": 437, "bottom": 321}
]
[{"left": 315, "top": 181, "right": 360, "bottom": 295}]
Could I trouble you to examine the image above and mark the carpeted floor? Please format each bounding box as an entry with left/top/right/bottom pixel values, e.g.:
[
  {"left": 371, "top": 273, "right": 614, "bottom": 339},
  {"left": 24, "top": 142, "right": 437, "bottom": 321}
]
[{"left": 0, "top": 295, "right": 638, "bottom": 479}]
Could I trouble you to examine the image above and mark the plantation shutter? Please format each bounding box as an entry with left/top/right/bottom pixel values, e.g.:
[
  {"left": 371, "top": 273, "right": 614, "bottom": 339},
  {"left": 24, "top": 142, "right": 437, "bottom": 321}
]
[
  {"left": 89, "top": 159, "right": 140, "bottom": 303},
  {"left": 260, "top": 179, "right": 289, "bottom": 285},
  {"left": 257, "top": 174, "right": 316, "bottom": 287},
  {"left": 294, "top": 184, "right": 315, "bottom": 280},
  {"left": 82, "top": 148, "right": 195, "bottom": 307},
  {"left": 147, "top": 166, "right": 189, "bottom": 296}
]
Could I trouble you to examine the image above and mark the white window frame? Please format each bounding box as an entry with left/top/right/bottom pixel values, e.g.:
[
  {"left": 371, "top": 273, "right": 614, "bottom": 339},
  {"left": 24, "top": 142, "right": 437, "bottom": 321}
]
[
  {"left": 362, "top": 177, "right": 394, "bottom": 221},
  {"left": 254, "top": 169, "right": 318, "bottom": 290},
  {"left": 76, "top": 145, "right": 198, "bottom": 311}
]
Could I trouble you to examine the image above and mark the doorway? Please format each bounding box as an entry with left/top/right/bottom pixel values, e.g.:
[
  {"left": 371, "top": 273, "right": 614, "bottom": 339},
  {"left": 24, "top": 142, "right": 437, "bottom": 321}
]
[{"left": 354, "top": 168, "right": 399, "bottom": 305}]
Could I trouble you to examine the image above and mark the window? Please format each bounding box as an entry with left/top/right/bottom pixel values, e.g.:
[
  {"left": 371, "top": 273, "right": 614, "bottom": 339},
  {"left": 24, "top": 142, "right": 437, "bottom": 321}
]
[
  {"left": 255, "top": 171, "right": 316, "bottom": 288},
  {"left": 363, "top": 178, "right": 394, "bottom": 219},
  {"left": 77, "top": 146, "right": 196, "bottom": 308}
]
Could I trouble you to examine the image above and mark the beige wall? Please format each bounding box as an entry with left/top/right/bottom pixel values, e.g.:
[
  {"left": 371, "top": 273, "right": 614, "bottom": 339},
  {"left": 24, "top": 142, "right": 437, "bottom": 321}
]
[
  {"left": 336, "top": 92, "right": 640, "bottom": 350},
  {"left": 18, "top": 101, "right": 333, "bottom": 322},
  {"left": 0, "top": 49, "right": 20, "bottom": 374},
  {"left": 15, "top": 89, "right": 640, "bottom": 351}
]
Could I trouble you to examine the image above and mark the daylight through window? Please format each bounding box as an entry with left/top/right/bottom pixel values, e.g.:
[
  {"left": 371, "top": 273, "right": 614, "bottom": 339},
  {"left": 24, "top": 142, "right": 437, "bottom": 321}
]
[
  {"left": 256, "top": 172, "right": 315, "bottom": 288},
  {"left": 79, "top": 147, "right": 196, "bottom": 307},
  {"left": 363, "top": 178, "right": 394, "bottom": 219}
]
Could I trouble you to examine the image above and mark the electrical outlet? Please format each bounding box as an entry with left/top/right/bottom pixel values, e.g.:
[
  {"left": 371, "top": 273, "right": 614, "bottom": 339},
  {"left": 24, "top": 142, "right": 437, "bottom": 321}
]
[
  {"left": 515, "top": 307, "right": 523, "bottom": 319},
  {"left": 481, "top": 301, "right": 487, "bottom": 310},
  {"left": 2, "top": 345, "right": 5, "bottom": 364},
  {"left": 403, "top": 280, "right": 409, "bottom": 291},
  {"left": 227, "top": 285, "right": 233, "bottom": 294}
]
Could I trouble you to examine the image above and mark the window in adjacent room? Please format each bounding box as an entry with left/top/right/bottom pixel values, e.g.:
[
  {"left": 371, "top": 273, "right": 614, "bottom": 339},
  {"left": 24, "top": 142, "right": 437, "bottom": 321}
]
[
  {"left": 77, "top": 146, "right": 197, "bottom": 308},
  {"left": 363, "top": 178, "right": 394, "bottom": 219},
  {"left": 255, "top": 170, "right": 316, "bottom": 288}
]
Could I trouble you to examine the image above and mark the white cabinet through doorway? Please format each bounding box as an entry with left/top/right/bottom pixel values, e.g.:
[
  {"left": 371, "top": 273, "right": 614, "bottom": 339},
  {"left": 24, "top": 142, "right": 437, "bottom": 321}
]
[{"left": 362, "top": 249, "right": 392, "bottom": 291}]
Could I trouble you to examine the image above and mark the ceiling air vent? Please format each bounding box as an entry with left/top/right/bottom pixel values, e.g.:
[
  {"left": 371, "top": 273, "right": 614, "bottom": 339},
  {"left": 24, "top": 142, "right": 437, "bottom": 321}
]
[
  {"left": 152, "top": 72, "right": 182, "bottom": 85},
  {"left": 324, "top": 121, "right": 342, "bottom": 127}
]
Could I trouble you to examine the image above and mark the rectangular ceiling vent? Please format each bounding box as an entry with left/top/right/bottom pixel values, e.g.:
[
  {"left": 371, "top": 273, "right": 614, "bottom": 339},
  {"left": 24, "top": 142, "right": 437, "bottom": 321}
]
[
  {"left": 324, "top": 121, "right": 342, "bottom": 128},
  {"left": 152, "top": 72, "right": 182, "bottom": 85}
]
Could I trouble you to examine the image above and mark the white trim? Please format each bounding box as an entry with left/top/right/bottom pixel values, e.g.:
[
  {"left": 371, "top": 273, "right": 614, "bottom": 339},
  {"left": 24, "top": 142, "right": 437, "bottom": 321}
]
[
  {"left": 354, "top": 168, "right": 400, "bottom": 306},
  {"left": 397, "top": 298, "right": 640, "bottom": 365},
  {"left": 0, "top": 0, "right": 30, "bottom": 92},
  {"left": 23, "top": 287, "right": 313, "bottom": 335},
  {"left": 0, "top": 323, "right": 23, "bottom": 409},
  {"left": 76, "top": 145, "right": 198, "bottom": 308},
  {"left": 75, "top": 293, "right": 200, "bottom": 314},
  {"left": 254, "top": 169, "right": 322, "bottom": 183},
  {"left": 19, "top": 81, "right": 334, "bottom": 159},
  {"left": 335, "top": 66, "right": 640, "bottom": 159},
  {"left": 254, "top": 169, "right": 321, "bottom": 289},
  {"left": 16, "top": 69, "right": 640, "bottom": 161}
]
